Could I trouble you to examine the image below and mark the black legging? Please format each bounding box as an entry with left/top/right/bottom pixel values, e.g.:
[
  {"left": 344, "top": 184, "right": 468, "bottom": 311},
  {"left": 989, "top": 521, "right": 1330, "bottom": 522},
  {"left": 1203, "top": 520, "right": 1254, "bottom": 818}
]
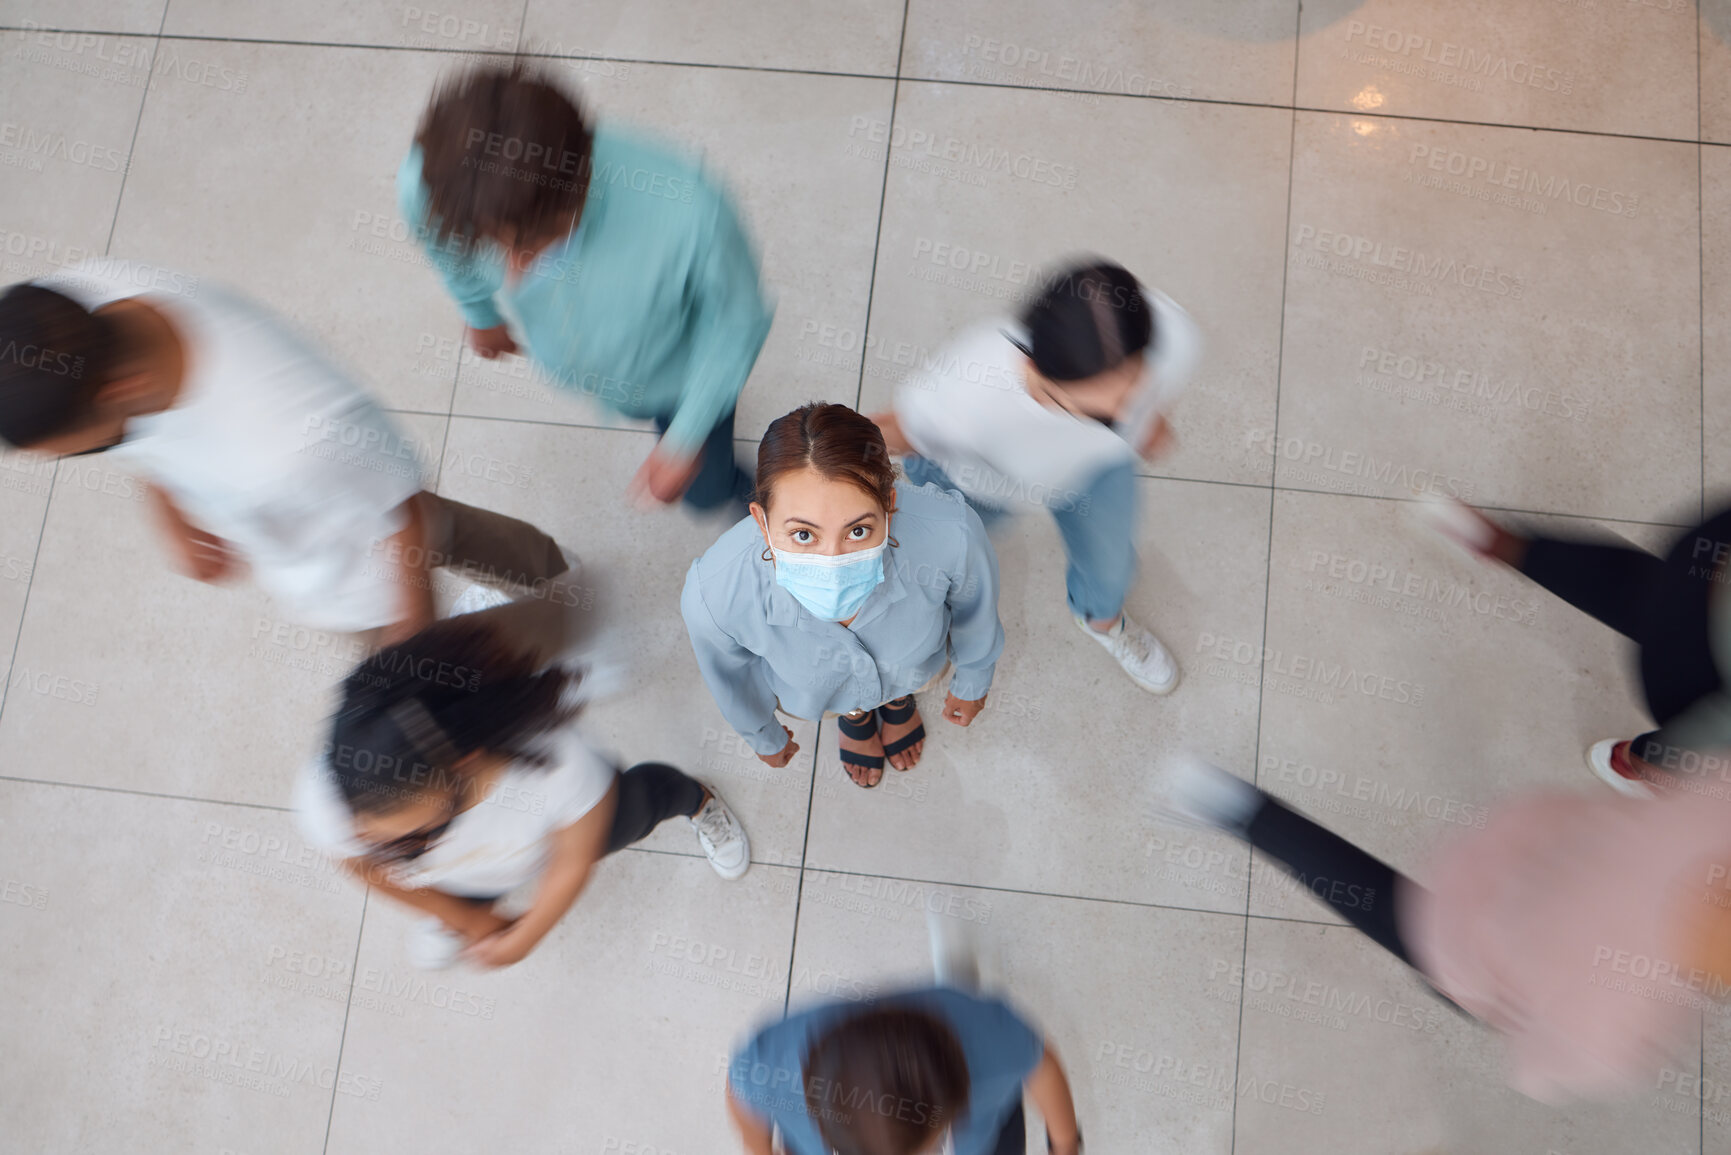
[
  {"left": 603, "top": 761, "right": 708, "bottom": 853},
  {"left": 1245, "top": 795, "right": 1415, "bottom": 965},
  {"left": 1519, "top": 509, "right": 1731, "bottom": 760}
]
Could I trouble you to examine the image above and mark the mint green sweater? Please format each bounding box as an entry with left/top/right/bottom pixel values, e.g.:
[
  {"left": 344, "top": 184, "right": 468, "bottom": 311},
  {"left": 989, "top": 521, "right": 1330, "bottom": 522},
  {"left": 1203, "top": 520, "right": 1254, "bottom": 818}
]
[{"left": 397, "top": 125, "right": 773, "bottom": 455}]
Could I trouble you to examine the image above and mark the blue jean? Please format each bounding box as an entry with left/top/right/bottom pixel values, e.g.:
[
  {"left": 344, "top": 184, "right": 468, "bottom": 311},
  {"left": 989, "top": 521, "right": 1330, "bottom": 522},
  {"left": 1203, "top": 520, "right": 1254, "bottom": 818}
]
[
  {"left": 903, "top": 454, "right": 1137, "bottom": 621},
  {"left": 654, "top": 407, "right": 754, "bottom": 511}
]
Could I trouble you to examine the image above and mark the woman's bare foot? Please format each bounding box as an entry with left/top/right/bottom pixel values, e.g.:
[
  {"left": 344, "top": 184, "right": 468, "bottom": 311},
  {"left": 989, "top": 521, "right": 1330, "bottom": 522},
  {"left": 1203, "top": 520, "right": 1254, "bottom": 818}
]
[
  {"left": 837, "top": 720, "right": 885, "bottom": 788},
  {"left": 878, "top": 699, "right": 926, "bottom": 771}
]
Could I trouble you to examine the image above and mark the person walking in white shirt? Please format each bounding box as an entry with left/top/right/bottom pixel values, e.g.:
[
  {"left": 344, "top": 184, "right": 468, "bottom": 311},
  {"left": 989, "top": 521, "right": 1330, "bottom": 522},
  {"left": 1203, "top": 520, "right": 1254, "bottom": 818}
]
[
  {"left": 295, "top": 591, "right": 750, "bottom": 970},
  {"left": 0, "top": 263, "right": 576, "bottom": 644},
  {"left": 873, "top": 258, "right": 1200, "bottom": 693}
]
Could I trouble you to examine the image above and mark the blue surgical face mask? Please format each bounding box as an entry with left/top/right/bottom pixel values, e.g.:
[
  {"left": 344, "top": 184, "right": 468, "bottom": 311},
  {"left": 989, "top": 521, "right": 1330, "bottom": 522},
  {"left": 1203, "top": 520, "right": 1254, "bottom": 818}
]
[{"left": 766, "top": 528, "right": 889, "bottom": 622}]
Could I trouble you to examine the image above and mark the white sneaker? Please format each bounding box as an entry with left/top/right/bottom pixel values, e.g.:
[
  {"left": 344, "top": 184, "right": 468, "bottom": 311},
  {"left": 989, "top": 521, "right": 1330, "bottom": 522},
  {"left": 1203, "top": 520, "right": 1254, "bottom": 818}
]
[
  {"left": 689, "top": 786, "right": 751, "bottom": 880},
  {"left": 448, "top": 581, "right": 513, "bottom": 617},
  {"left": 1586, "top": 739, "right": 1656, "bottom": 799},
  {"left": 927, "top": 907, "right": 980, "bottom": 991},
  {"left": 1159, "top": 755, "right": 1265, "bottom": 838},
  {"left": 404, "top": 917, "right": 467, "bottom": 970},
  {"left": 1412, "top": 494, "right": 1499, "bottom": 562},
  {"left": 1076, "top": 613, "right": 1178, "bottom": 694}
]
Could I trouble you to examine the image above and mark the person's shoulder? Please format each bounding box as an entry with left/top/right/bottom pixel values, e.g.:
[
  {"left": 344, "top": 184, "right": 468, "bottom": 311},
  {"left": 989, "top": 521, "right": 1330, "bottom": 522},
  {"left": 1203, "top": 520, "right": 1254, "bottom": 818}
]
[
  {"left": 693, "top": 514, "right": 764, "bottom": 575},
  {"left": 685, "top": 516, "right": 765, "bottom": 617},
  {"left": 894, "top": 478, "right": 973, "bottom": 526},
  {"left": 291, "top": 756, "right": 362, "bottom": 856},
  {"left": 590, "top": 124, "right": 711, "bottom": 201},
  {"left": 902, "top": 319, "right": 1019, "bottom": 396},
  {"left": 527, "top": 721, "right": 615, "bottom": 799},
  {"left": 916, "top": 987, "right": 1041, "bottom": 1053}
]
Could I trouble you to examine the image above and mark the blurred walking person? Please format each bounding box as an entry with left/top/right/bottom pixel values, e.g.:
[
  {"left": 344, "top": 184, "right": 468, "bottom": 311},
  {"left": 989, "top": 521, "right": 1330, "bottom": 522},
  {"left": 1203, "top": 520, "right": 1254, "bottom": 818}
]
[
  {"left": 399, "top": 63, "right": 773, "bottom": 512},
  {"left": 725, "top": 907, "right": 1081, "bottom": 1154},
  {"left": 873, "top": 257, "right": 1199, "bottom": 694},
  {"left": 1163, "top": 756, "right": 1731, "bottom": 1102},
  {"left": 0, "top": 263, "right": 574, "bottom": 646},
  {"left": 296, "top": 588, "right": 749, "bottom": 970},
  {"left": 1421, "top": 498, "right": 1731, "bottom": 797}
]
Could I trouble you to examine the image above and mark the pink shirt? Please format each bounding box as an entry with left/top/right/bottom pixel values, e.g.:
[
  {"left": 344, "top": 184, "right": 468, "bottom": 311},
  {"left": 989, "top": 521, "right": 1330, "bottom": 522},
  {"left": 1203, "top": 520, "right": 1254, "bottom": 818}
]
[{"left": 1403, "top": 785, "right": 1731, "bottom": 1102}]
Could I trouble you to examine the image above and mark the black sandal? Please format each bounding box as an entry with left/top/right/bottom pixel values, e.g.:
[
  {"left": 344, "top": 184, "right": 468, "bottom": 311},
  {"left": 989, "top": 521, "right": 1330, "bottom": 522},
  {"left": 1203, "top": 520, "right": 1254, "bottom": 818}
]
[
  {"left": 835, "top": 710, "right": 883, "bottom": 788},
  {"left": 876, "top": 695, "right": 926, "bottom": 769}
]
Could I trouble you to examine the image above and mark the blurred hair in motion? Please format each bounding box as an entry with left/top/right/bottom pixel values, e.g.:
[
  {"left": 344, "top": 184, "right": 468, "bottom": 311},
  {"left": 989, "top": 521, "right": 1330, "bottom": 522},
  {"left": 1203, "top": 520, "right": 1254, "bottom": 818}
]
[
  {"left": 0, "top": 282, "right": 118, "bottom": 449},
  {"left": 328, "top": 609, "right": 585, "bottom": 822},
  {"left": 800, "top": 1007, "right": 971, "bottom": 1155}
]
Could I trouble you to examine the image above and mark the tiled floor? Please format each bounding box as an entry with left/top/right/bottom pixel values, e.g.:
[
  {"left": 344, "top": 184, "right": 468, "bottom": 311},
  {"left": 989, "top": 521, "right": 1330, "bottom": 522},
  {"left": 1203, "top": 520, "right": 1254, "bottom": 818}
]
[{"left": 0, "top": 3, "right": 1726, "bottom": 1153}]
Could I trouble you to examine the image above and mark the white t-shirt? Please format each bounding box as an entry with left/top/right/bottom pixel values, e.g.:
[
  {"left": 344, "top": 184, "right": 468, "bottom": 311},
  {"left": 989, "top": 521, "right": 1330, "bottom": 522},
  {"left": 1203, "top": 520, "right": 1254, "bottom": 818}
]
[
  {"left": 293, "top": 719, "right": 617, "bottom": 898},
  {"left": 40, "top": 260, "right": 425, "bottom": 631},
  {"left": 894, "top": 287, "right": 1201, "bottom": 511}
]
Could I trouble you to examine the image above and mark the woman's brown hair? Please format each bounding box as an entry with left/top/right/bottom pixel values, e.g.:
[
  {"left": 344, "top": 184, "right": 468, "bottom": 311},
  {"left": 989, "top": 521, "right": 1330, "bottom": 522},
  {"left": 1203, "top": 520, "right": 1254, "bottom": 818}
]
[
  {"left": 803, "top": 1007, "right": 970, "bottom": 1155},
  {"left": 753, "top": 402, "right": 897, "bottom": 511},
  {"left": 414, "top": 63, "right": 594, "bottom": 250}
]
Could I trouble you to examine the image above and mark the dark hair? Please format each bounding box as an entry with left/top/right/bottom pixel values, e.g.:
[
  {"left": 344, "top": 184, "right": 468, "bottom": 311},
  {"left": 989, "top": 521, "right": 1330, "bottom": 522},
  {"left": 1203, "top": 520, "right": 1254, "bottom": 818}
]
[
  {"left": 1018, "top": 259, "right": 1153, "bottom": 382},
  {"left": 0, "top": 283, "right": 116, "bottom": 448},
  {"left": 754, "top": 403, "right": 897, "bottom": 511},
  {"left": 414, "top": 63, "right": 595, "bottom": 249},
  {"left": 803, "top": 1008, "right": 971, "bottom": 1155},
  {"left": 325, "top": 615, "right": 581, "bottom": 816}
]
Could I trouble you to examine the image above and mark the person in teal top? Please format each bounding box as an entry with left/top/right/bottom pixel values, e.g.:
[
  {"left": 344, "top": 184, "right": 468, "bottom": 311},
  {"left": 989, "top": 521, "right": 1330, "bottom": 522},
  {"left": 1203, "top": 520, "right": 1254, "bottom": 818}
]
[{"left": 397, "top": 64, "right": 774, "bottom": 511}]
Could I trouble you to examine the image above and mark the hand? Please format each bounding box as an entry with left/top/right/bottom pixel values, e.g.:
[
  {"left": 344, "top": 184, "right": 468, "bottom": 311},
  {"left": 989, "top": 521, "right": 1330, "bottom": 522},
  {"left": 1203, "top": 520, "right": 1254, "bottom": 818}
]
[
  {"left": 1048, "top": 1136, "right": 1082, "bottom": 1155},
  {"left": 463, "top": 925, "right": 535, "bottom": 969},
  {"left": 451, "top": 904, "right": 513, "bottom": 943},
  {"left": 757, "top": 727, "right": 799, "bottom": 768},
  {"left": 1136, "top": 415, "right": 1175, "bottom": 460},
  {"left": 378, "top": 601, "right": 433, "bottom": 648},
  {"left": 628, "top": 443, "right": 704, "bottom": 508},
  {"left": 467, "top": 324, "right": 520, "bottom": 360},
  {"left": 942, "top": 693, "right": 986, "bottom": 727},
  {"left": 379, "top": 580, "right": 436, "bottom": 648},
  {"left": 179, "top": 526, "right": 242, "bottom": 582}
]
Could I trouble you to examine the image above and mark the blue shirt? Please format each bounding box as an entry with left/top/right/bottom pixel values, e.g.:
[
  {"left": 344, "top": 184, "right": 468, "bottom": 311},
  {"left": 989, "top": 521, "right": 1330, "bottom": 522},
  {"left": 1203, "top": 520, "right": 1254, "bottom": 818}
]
[
  {"left": 397, "top": 125, "right": 774, "bottom": 456},
  {"left": 728, "top": 987, "right": 1044, "bottom": 1155},
  {"left": 681, "top": 482, "right": 1004, "bottom": 756}
]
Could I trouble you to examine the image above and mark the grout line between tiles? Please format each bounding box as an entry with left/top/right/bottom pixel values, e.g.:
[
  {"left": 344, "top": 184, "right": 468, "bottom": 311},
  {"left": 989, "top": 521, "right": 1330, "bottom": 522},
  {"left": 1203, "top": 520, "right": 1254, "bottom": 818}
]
[
  {"left": 0, "top": 1, "right": 167, "bottom": 746},
  {"left": 0, "top": 767, "right": 1431, "bottom": 934},
  {"left": 1697, "top": 18, "right": 1706, "bottom": 1148},
  {"left": 1700, "top": 5, "right": 1709, "bottom": 531},
  {"left": 99, "top": 3, "right": 169, "bottom": 257},
  {"left": 7, "top": 25, "right": 1726, "bottom": 152},
  {"left": 0, "top": 487, "right": 55, "bottom": 731},
  {"left": 321, "top": 887, "right": 370, "bottom": 1155},
  {"left": 779, "top": 735, "right": 819, "bottom": 1016},
  {"left": 1701, "top": 25, "right": 1709, "bottom": 1148},
  {"left": 408, "top": 408, "right": 1709, "bottom": 532},
  {"left": 782, "top": 0, "right": 911, "bottom": 1015},
  {"left": 0, "top": 772, "right": 296, "bottom": 810},
  {"left": 846, "top": 2, "right": 907, "bottom": 411},
  {"left": 1231, "top": 24, "right": 1303, "bottom": 1149}
]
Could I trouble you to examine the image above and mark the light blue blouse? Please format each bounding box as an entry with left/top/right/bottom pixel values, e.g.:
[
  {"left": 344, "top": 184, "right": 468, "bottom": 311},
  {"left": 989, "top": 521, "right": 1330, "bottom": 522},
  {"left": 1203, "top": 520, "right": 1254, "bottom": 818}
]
[{"left": 681, "top": 482, "right": 1004, "bottom": 755}]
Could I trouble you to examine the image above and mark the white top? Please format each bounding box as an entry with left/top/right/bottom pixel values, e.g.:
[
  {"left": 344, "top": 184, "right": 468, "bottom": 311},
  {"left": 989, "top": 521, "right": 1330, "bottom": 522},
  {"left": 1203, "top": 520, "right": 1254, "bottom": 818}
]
[
  {"left": 894, "top": 287, "right": 1201, "bottom": 509},
  {"left": 40, "top": 260, "right": 424, "bottom": 631},
  {"left": 292, "top": 719, "right": 617, "bottom": 898}
]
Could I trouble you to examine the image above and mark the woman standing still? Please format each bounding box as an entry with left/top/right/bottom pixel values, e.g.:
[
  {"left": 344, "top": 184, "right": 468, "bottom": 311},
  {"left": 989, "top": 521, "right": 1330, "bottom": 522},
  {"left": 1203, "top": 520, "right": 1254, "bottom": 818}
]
[{"left": 681, "top": 403, "right": 1004, "bottom": 788}]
